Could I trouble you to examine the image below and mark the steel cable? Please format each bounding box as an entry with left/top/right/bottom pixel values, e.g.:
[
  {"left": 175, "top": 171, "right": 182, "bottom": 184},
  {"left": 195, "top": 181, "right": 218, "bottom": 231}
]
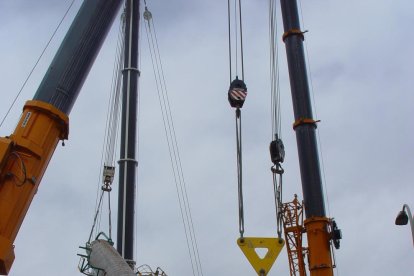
[
  {"left": 144, "top": 5, "right": 204, "bottom": 276},
  {"left": 269, "top": 0, "right": 282, "bottom": 140},
  {"left": 144, "top": 20, "right": 198, "bottom": 276},
  {"left": 228, "top": 0, "right": 247, "bottom": 239},
  {"left": 0, "top": 0, "right": 76, "bottom": 129},
  {"left": 89, "top": 9, "right": 126, "bottom": 244},
  {"left": 269, "top": 0, "right": 285, "bottom": 238},
  {"left": 227, "top": 0, "right": 246, "bottom": 81},
  {"left": 235, "top": 109, "right": 244, "bottom": 237}
]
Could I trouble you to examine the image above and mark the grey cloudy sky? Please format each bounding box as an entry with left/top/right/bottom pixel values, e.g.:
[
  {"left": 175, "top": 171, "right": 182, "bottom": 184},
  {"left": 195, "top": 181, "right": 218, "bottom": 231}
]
[{"left": 1, "top": 0, "right": 414, "bottom": 275}]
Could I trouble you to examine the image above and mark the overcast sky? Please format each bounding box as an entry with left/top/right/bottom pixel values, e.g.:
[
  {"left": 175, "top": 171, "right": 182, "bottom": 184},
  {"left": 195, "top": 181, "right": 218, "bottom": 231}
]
[{"left": 1, "top": 0, "right": 414, "bottom": 275}]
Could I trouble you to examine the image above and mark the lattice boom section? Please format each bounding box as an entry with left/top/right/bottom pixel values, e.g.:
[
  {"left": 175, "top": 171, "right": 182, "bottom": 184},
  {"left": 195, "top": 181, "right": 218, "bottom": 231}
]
[{"left": 282, "top": 195, "right": 308, "bottom": 276}]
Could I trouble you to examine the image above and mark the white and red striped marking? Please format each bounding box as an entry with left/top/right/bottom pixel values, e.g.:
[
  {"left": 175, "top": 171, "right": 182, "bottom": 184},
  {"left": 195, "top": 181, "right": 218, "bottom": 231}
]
[{"left": 230, "top": 88, "right": 247, "bottom": 100}]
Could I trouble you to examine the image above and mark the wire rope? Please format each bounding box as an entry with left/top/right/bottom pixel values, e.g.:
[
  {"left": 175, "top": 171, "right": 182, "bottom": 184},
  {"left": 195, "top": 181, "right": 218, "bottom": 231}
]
[
  {"left": 268, "top": 0, "right": 285, "bottom": 239},
  {"left": 227, "top": 0, "right": 248, "bottom": 239},
  {"left": 89, "top": 9, "right": 125, "bottom": 244},
  {"left": 235, "top": 109, "right": 244, "bottom": 237},
  {"left": 227, "top": 0, "right": 232, "bottom": 82},
  {"left": 238, "top": 0, "right": 245, "bottom": 80},
  {"left": 234, "top": 0, "right": 239, "bottom": 77},
  {"left": 0, "top": 0, "right": 76, "bottom": 129},
  {"left": 143, "top": 5, "right": 204, "bottom": 276},
  {"left": 227, "top": 0, "right": 246, "bottom": 81},
  {"left": 88, "top": 190, "right": 105, "bottom": 243},
  {"left": 269, "top": 0, "right": 282, "bottom": 140},
  {"left": 145, "top": 21, "right": 198, "bottom": 276}
]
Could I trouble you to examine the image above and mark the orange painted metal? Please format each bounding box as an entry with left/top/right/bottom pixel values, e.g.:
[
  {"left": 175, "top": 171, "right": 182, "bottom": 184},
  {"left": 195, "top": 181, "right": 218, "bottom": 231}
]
[
  {"left": 0, "top": 100, "right": 68, "bottom": 274},
  {"left": 304, "top": 217, "right": 333, "bottom": 276},
  {"left": 282, "top": 196, "right": 308, "bottom": 276}
]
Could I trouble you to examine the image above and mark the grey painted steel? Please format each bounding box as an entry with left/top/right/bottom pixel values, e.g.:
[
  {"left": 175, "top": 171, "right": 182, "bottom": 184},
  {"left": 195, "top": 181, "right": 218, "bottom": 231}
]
[
  {"left": 33, "top": 0, "right": 123, "bottom": 115},
  {"left": 117, "top": 0, "right": 140, "bottom": 261},
  {"left": 89, "top": 240, "right": 135, "bottom": 276},
  {"left": 280, "top": 0, "right": 326, "bottom": 218}
]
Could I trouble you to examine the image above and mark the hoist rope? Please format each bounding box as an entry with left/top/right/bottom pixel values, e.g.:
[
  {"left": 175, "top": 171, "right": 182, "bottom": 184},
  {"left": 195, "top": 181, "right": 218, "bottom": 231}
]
[
  {"left": 227, "top": 0, "right": 232, "bottom": 82},
  {"left": 0, "top": 0, "right": 76, "bottom": 129},
  {"left": 238, "top": 0, "right": 245, "bottom": 81},
  {"left": 143, "top": 5, "right": 204, "bottom": 276},
  {"left": 269, "top": 0, "right": 282, "bottom": 140},
  {"left": 269, "top": 0, "right": 284, "bottom": 239},
  {"left": 89, "top": 10, "right": 126, "bottom": 243},
  {"left": 88, "top": 190, "right": 106, "bottom": 243},
  {"left": 227, "top": 0, "right": 247, "bottom": 239},
  {"left": 272, "top": 166, "right": 283, "bottom": 238},
  {"left": 108, "top": 192, "right": 113, "bottom": 240},
  {"left": 234, "top": 1, "right": 238, "bottom": 76},
  {"left": 235, "top": 109, "right": 244, "bottom": 237},
  {"left": 103, "top": 16, "right": 125, "bottom": 168},
  {"left": 227, "top": 0, "right": 246, "bottom": 81}
]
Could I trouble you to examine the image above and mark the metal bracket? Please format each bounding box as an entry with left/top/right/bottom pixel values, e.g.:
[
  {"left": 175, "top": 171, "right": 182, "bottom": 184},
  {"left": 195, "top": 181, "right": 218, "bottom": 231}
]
[
  {"left": 282, "top": 29, "right": 308, "bottom": 42},
  {"left": 293, "top": 118, "right": 320, "bottom": 130}
]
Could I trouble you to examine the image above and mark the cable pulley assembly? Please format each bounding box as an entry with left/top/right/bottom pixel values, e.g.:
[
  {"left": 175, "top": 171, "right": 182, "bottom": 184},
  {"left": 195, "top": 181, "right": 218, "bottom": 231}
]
[
  {"left": 270, "top": 136, "right": 284, "bottom": 240},
  {"left": 227, "top": 0, "right": 248, "bottom": 239},
  {"left": 270, "top": 137, "right": 285, "bottom": 167},
  {"left": 228, "top": 77, "right": 247, "bottom": 109},
  {"left": 228, "top": 76, "right": 247, "bottom": 239},
  {"left": 226, "top": 1, "right": 286, "bottom": 275}
]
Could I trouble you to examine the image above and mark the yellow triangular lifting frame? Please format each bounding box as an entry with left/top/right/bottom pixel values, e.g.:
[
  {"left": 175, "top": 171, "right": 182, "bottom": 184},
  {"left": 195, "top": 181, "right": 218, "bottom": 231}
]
[{"left": 237, "top": 237, "right": 285, "bottom": 275}]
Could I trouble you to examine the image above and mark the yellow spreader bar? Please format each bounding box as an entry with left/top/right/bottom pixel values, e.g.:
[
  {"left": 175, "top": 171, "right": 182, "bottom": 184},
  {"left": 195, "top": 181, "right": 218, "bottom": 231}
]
[{"left": 237, "top": 237, "right": 285, "bottom": 275}]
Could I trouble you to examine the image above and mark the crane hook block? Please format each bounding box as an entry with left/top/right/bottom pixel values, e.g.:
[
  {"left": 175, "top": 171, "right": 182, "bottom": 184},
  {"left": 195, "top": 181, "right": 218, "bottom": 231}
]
[
  {"left": 228, "top": 77, "right": 247, "bottom": 108},
  {"left": 237, "top": 237, "right": 285, "bottom": 275},
  {"left": 270, "top": 138, "right": 285, "bottom": 165}
]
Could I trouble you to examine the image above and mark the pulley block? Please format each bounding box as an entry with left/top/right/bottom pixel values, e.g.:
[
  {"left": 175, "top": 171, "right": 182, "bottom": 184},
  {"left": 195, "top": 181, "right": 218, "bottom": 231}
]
[
  {"left": 102, "top": 165, "right": 115, "bottom": 191},
  {"left": 228, "top": 77, "right": 247, "bottom": 108},
  {"left": 269, "top": 138, "right": 285, "bottom": 165}
]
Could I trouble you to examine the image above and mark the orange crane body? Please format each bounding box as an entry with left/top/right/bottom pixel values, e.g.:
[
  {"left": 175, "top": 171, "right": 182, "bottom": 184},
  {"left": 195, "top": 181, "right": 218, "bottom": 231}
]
[
  {"left": 305, "top": 218, "right": 333, "bottom": 276},
  {"left": 0, "top": 101, "right": 68, "bottom": 274}
]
